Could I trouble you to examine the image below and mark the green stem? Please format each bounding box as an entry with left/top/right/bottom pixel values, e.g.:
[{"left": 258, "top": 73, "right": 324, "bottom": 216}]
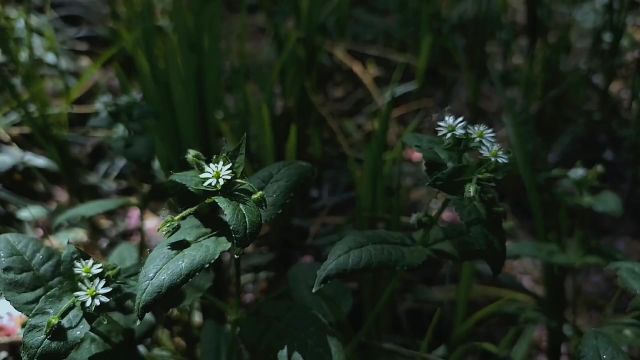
[
  {"left": 605, "top": 287, "right": 623, "bottom": 316},
  {"left": 419, "top": 307, "right": 441, "bottom": 354},
  {"left": 229, "top": 253, "right": 243, "bottom": 360},
  {"left": 234, "top": 254, "right": 242, "bottom": 308},
  {"left": 453, "top": 263, "right": 475, "bottom": 336},
  {"left": 346, "top": 272, "right": 400, "bottom": 356}
]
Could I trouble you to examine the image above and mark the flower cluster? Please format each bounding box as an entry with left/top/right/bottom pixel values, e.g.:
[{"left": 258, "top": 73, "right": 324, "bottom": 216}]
[
  {"left": 435, "top": 115, "right": 509, "bottom": 164},
  {"left": 199, "top": 160, "right": 233, "bottom": 188},
  {"left": 72, "top": 259, "right": 112, "bottom": 311}
]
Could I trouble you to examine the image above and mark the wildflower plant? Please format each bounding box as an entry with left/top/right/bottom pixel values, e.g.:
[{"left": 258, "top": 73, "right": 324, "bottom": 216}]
[
  {"left": 74, "top": 278, "right": 112, "bottom": 311},
  {"left": 72, "top": 259, "right": 103, "bottom": 278},
  {"left": 0, "top": 136, "right": 314, "bottom": 359}
]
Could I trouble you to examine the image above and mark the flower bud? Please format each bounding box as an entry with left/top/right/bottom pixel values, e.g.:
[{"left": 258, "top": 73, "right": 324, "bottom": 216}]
[
  {"left": 159, "top": 216, "right": 180, "bottom": 238},
  {"left": 186, "top": 149, "right": 206, "bottom": 170},
  {"left": 251, "top": 191, "right": 267, "bottom": 209},
  {"left": 464, "top": 182, "right": 477, "bottom": 198},
  {"left": 45, "top": 316, "right": 61, "bottom": 336}
]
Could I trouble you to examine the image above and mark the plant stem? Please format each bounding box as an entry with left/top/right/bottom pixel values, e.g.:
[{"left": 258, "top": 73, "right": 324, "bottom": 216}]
[
  {"left": 234, "top": 253, "right": 242, "bottom": 307},
  {"left": 419, "top": 307, "right": 441, "bottom": 354},
  {"left": 346, "top": 272, "right": 400, "bottom": 356},
  {"left": 452, "top": 262, "right": 474, "bottom": 342}
]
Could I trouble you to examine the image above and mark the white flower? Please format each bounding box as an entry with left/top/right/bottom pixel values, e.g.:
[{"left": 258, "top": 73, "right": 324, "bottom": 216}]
[
  {"left": 436, "top": 115, "right": 467, "bottom": 139},
  {"left": 479, "top": 143, "right": 509, "bottom": 163},
  {"left": 74, "top": 278, "right": 112, "bottom": 311},
  {"left": 73, "top": 259, "right": 103, "bottom": 278},
  {"left": 567, "top": 167, "right": 588, "bottom": 181},
  {"left": 199, "top": 161, "right": 233, "bottom": 187},
  {"left": 467, "top": 124, "right": 496, "bottom": 146}
]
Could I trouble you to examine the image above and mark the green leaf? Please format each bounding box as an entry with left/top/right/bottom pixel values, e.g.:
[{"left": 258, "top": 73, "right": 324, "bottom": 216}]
[
  {"left": 588, "top": 190, "right": 623, "bottom": 217},
  {"left": 67, "top": 314, "right": 141, "bottom": 360},
  {"left": 223, "top": 135, "right": 246, "bottom": 176},
  {"left": 508, "top": 242, "right": 605, "bottom": 268},
  {"left": 579, "top": 329, "right": 628, "bottom": 360},
  {"left": 313, "top": 230, "right": 429, "bottom": 291},
  {"left": 108, "top": 242, "right": 140, "bottom": 268},
  {"left": 169, "top": 170, "right": 213, "bottom": 193},
  {"left": 135, "top": 216, "right": 231, "bottom": 318},
  {"left": 327, "top": 336, "right": 346, "bottom": 360},
  {"left": 211, "top": 196, "right": 262, "bottom": 248},
  {"left": 451, "top": 198, "right": 506, "bottom": 275},
  {"left": 288, "top": 262, "right": 352, "bottom": 323},
  {"left": 200, "top": 320, "right": 232, "bottom": 360},
  {"left": 278, "top": 346, "right": 304, "bottom": 360},
  {"left": 607, "top": 262, "right": 640, "bottom": 295},
  {"left": 452, "top": 225, "right": 505, "bottom": 275},
  {"left": 402, "top": 133, "right": 448, "bottom": 167},
  {"left": 54, "top": 198, "right": 133, "bottom": 228},
  {"left": 21, "top": 287, "right": 90, "bottom": 360},
  {"left": 0, "top": 233, "right": 62, "bottom": 314},
  {"left": 600, "top": 318, "right": 640, "bottom": 347},
  {"left": 15, "top": 205, "right": 49, "bottom": 222},
  {"left": 239, "top": 301, "right": 337, "bottom": 360},
  {"left": 67, "top": 332, "right": 110, "bottom": 360},
  {"left": 249, "top": 161, "right": 313, "bottom": 223}
]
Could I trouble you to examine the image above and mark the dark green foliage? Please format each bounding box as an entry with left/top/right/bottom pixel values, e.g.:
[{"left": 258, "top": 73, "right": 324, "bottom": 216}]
[
  {"left": 21, "top": 286, "right": 90, "bottom": 360},
  {"left": 0, "top": 234, "right": 62, "bottom": 314},
  {"left": 135, "top": 216, "right": 230, "bottom": 318},
  {"left": 579, "top": 329, "right": 628, "bottom": 360},
  {"left": 54, "top": 198, "right": 134, "bottom": 228},
  {"left": 249, "top": 161, "right": 314, "bottom": 224},
  {"left": 239, "top": 301, "right": 343, "bottom": 360},
  {"left": 314, "top": 230, "right": 430, "bottom": 291}
]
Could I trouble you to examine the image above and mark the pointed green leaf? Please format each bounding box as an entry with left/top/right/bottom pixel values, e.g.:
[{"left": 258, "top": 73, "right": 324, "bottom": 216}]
[
  {"left": 314, "top": 231, "right": 429, "bottom": 291},
  {"left": 607, "top": 262, "right": 640, "bottom": 295},
  {"left": 211, "top": 196, "right": 261, "bottom": 248},
  {"left": 0, "top": 233, "right": 62, "bottom": 314},
  {"left": 108, "top": 242, "right": 140, "bottom": 268},
  {"left": 200, "top": 320, "right": 232, "bottom": 360},
  {"left": 249, "top": 161, "right": 313, "bottom": 223},
  {"left": 223, "top": 135, "right": 246, "bottom": 176},
  {"left": 21, "top": 287, "right": 90, "bottom": 360},
  {"left": 240, "top": 301, "right": 337, "bottom": 360},
  {"left": 579, "top": 329, "right": 628, "bottom": 360},
  {"left": 288, "top": 263, "right": 352, "bottom": 323},
  {"left": 135, "top": 217, "right": 231, "bottom": 318},
  {"left": 451, "top": 198, "right": 506, "bottom": 275},
  {"left": 588, "top": 190, "right": 623, "bottom": 217},
  {"left": 169, "top": 170, "right": 214, "bottom": 193},
  {"left": 54, "top": 198, "right": 133, "bottom": 228}
]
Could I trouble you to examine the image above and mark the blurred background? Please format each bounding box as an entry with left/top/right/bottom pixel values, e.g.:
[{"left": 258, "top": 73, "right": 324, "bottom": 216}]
[{"left": 1, "top": 0, "right": 640, "bottom": 359}]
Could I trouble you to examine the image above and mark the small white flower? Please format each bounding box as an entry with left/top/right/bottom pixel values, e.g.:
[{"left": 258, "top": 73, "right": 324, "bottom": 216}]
[
  {"left": 436, "top": 115, "right": 467, "bottom": 139},
  {"left": 199, "top": 161, "right": 233, "bottom": 187},
  {"left": 73, "top": 278, "right": 112, "bottom": 311},
  {"left": 73, "top": 259, "right": 103, "bottom": 278},
  {"left": 467, "top": 124, "right": 496, "bottom": 146},
  {"left": 567, "top": 167, "right": 588, "bottom": 181},
  {"left": 479, "top": 143, "right": 509, "bottom": 163}
]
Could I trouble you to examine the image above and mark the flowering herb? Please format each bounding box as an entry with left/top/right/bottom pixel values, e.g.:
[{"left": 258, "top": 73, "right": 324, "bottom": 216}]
[
  {"left": 467, "top": 123, "right": 496, "bottom": 147},
  {"left": 435, "top": 115, "right": 467, "bottom": 139},
  {"left": 199, "top": 160, "right": 233, "bottom": 188},
  {"left": 479, "top": 143, "right": 509, "bottom": 163},
  {"left": 73, "top": 278, "right": 112, "bottom": 311},
  {"left": 72, "top": 259, "right": 103, "bottom": 278}
]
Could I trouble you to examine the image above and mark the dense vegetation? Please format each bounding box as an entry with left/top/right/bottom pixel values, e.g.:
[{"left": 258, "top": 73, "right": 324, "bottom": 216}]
[{"left": 1, "top": 0, "right": 639, "bottom": 359}]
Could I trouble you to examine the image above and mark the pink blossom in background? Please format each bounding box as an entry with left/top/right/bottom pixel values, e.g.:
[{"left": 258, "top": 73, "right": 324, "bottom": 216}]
[
  {"left": 0, "top": 298, "right": 25, "bottom": 339},
  {"left": 403, "top": 148, "right": 423, "bottom": 163},
  {"left": 440, "top": 208, "right": 462, "bottom": 224},
  {"left": 126, "top": 207, "right": 141, "bottom": 230}
]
